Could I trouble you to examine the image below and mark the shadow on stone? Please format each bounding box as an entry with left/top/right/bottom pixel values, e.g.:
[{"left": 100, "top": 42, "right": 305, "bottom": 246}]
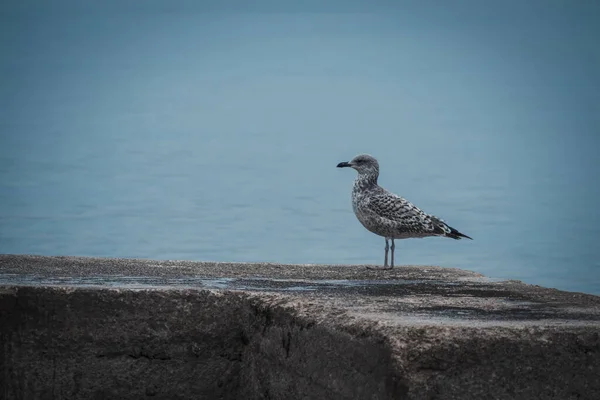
[{"left": 0, "top": 287, "right": 406, "bottom": 400}]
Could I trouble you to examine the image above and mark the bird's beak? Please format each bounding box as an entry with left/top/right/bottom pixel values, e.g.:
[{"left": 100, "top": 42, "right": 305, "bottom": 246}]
[{"left": 337, "top": 161, "right": 351, "bottom": 168}]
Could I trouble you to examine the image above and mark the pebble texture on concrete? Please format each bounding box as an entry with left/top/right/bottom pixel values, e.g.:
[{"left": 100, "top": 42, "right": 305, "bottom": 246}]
[{"left": 1, "top": 255, "right": 599, "bottom": 399}]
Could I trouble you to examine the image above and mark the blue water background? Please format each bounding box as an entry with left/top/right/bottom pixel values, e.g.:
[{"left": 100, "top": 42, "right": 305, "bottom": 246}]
[{"left": 1, "top": 1, "right": 599, "bottom": 294}]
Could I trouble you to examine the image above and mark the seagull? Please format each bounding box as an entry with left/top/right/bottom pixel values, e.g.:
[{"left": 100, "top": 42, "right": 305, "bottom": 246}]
[{"left": 337, "top": 154, "right": 472, "bottom": 270}]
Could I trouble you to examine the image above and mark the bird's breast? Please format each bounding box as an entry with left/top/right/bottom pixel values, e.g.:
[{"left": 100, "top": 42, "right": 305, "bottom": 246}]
[{"left": 351, "top": 194, "right": 389, "bottom": 236}]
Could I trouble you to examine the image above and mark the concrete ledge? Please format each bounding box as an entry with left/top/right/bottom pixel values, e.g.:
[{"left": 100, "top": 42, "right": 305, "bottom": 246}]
[{"left": 1, "top": 255, "right": 599, "bottom": 399}]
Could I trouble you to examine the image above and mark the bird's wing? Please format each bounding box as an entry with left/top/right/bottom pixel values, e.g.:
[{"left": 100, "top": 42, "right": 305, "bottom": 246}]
[{"left": 369, "top": 193, "right": 449, "bottom": 235}]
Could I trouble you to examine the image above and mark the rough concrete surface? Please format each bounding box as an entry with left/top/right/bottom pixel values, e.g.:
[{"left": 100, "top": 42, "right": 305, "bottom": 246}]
[{"left": 1, "top": 254, "right": 599, "bottom": 400}]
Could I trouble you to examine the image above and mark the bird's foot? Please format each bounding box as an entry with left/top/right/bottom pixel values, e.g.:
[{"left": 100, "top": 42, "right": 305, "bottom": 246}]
[{"left": 366, "top": 265, "right": 393, "bottom": 271}]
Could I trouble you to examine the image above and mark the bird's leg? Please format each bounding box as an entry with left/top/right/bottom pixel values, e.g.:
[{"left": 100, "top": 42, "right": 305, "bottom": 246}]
[
  {"left": 367, "top": 238, "right": 392, "bottom": 270},
  {"left": 390, "top": 238, "right": 395, "bottom": 268},
  {"left": 384, "top": 238, "right": 389, "bottom": 268}
]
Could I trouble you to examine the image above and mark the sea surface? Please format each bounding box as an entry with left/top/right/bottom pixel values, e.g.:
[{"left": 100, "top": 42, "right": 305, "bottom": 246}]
[{"left": 1, "top": 2, "right": 599, "bottom": 294}]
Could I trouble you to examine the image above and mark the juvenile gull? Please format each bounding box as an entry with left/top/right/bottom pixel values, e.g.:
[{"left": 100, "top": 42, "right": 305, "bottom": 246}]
[{"left": 337, "top": 154, "right": 472, "bottom": 270}]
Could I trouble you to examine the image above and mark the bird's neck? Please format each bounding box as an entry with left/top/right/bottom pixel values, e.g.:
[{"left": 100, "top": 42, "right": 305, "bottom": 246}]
[{"left": 353, "top": 172, "right": 378, "bottom": 191}]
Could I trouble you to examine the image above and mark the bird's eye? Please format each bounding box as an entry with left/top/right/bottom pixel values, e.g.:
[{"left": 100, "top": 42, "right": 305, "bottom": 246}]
[{"left": 355, "top": 159, "right": 363, "bottom": 164}]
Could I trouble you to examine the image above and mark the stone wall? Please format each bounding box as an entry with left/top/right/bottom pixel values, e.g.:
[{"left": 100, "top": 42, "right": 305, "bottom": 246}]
[
  {"left": 1, "top": 285, "right": 599, "bottom": 400},
  {"left": 1, "top": 255, "right": 599, "bottom": 399}
]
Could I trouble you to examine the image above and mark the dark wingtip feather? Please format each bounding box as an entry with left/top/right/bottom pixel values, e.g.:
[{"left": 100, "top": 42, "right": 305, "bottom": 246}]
[
  {"left": 447, "top": 226, "right": 473, "bottom": 240},
  {"left": 431, "top": 216, "right": 472, "bottom": 240}
]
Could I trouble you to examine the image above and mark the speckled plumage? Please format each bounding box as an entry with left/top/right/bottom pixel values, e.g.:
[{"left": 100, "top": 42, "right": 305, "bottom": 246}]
[{"left": 337, "top": 154, "right": 471, "bottom": 269}]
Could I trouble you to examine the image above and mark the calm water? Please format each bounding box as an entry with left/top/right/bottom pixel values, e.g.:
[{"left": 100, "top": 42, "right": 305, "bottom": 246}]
[{"left": 1, "top": 3, "right": 599, "bottom": 294}]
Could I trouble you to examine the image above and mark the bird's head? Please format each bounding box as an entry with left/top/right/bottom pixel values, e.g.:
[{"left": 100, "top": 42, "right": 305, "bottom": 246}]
[{"left": 337, "top": 154, "right": 379, "bottom": 176}]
